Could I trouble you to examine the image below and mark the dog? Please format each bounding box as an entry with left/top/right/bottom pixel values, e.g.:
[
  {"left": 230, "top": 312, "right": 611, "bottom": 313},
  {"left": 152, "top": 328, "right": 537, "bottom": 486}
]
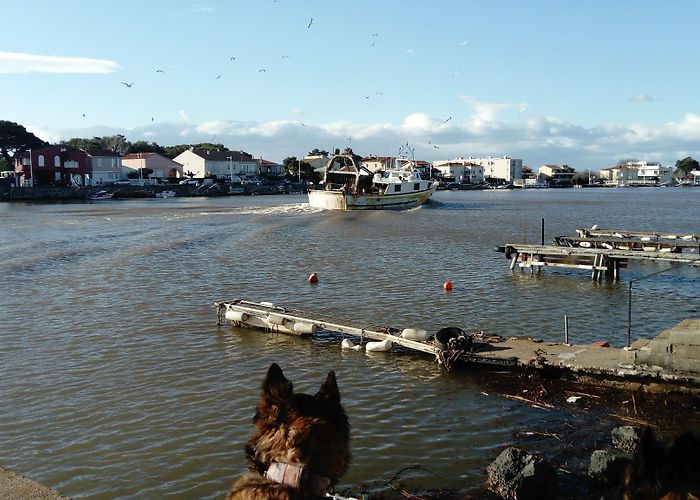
[
  {"left": 620, "top": 426, "right": 700, "bottom": 500},
  {"left": 227, "top": 363, "right": 351, "bottom": 500}
]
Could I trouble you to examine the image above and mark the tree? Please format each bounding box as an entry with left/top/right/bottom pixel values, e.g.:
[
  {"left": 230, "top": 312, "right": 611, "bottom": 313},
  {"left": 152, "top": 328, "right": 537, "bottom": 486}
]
[
  {"left": 0, "top": 120, "right": 47, "bottom": 170},
  {"left": 675, "top": 156, "right": 699, "bottom": 178},
  {"left": 103, "top": 134, "right": 130, "bottom": 155},
  {"left": 129, "top": 140, "right": 166, "bottom": 155},
  {"left": 62, "top": 137, "right": 104, "bottom": 151},
  {"left": 307, "top": 148, "right": 329, "bottom": 157}
]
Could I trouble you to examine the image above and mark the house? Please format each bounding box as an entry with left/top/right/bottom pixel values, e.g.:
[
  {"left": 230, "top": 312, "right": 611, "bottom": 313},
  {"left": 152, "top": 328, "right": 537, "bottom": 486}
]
[
  {"left": 599, "top": 165, "right": 639, "bottom": 186},
  {"left": 14, "top": 145, "right": 89, "bottom": 187},
  {"left": 172, "top": 149, "right": 282, "bottom": 180},
  {"left": 122, "top": 152, "right": 183, "bottom": 180},
  {"left": 634, "top": 161, "right": 673, "bottom": 185},
  {"left": 432, "top": 158, "right": 485, "bottom": 184},
  {"left": 87, "top": 149, "right": 123, "bottom": 185},
  {"left": 538, "top": 164, "right": 576, "bottom": 187},
  {"left": 458, "top": 156, "right": 522, "bottom": 183}
]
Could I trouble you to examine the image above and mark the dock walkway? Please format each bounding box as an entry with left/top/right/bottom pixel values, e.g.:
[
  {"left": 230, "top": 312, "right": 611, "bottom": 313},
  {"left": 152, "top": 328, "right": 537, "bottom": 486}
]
[{"left": 216, "top": 301, "right": 700, "bottom": 394}]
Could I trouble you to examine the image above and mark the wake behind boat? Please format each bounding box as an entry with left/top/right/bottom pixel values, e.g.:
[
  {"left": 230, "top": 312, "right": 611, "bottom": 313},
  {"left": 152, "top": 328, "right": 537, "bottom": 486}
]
[{"left": 308, "top": 147, "right": 438, "bottom": 210}]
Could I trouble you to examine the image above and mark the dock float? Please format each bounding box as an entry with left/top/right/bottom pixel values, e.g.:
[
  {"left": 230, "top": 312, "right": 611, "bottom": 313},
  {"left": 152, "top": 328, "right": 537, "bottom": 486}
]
[
  {"left": 496, "top": 243, "right": 700, "bottom": 280},
  {"left": 576, "top": 227, "right": 699, "bottom": 242},
  {"left": 215, "top": 300, "right": 700, "bottom": 393}
]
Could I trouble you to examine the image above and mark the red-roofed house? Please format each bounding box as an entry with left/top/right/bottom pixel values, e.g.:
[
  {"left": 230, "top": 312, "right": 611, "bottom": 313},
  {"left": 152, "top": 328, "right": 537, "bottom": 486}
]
[{"left": 14, "top": 145, "right": 89, "bottom": 187}]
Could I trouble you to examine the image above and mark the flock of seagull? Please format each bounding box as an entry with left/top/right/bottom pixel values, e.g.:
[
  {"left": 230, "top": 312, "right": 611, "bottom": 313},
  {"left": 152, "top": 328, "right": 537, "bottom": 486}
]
[{"left": 108, "top": 15, "right": 468, "bottom": 151}]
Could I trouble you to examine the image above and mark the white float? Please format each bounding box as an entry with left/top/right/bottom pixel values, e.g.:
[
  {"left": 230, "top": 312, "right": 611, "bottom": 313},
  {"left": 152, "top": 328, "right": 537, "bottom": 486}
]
[{"left": 401, "top": 328, "right": 431, "bottom": 341}]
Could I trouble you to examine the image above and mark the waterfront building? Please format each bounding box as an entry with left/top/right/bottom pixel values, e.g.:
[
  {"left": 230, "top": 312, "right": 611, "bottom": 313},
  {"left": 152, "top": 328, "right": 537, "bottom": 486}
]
[
  {"left": 14, "top": 145, "right": 89, "bottom": 187},
  {"left": 456, "top": 156, "right": 522, "bottom": 183},
  {"left": 172, "top": 149, "right": 283, "bottom": 180},
  {"left": 122, "top": 153, "right": 184, "bottom": 181},
  {"left": 87, "top": 149, "right": 123, "bottom": 185},
  {"left": 538, "top": 164, "right": 576, "bottom": 187},
  {"left": 432, "top": 158, "right": 485, "bottom": 184},
  {"left": 600, "top": 161, "right": 671, "bottom": 186},
  {"left": 634, "top": 161, "right": 673, "bottom": 185}
]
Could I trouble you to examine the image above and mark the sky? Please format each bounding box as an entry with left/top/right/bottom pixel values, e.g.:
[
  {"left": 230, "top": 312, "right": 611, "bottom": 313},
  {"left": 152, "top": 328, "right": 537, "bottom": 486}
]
[{"left": 2, "top": 0, "right": 699, "bottom": 171}]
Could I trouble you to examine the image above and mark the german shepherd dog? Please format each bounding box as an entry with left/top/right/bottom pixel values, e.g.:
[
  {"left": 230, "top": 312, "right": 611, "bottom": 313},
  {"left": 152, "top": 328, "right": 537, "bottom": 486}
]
[
  {"left": 620, "top": 427, "right": 700, "bottom": 500},
  {"left": 227, "top": 363, "right": 351, "bottom": 500}
]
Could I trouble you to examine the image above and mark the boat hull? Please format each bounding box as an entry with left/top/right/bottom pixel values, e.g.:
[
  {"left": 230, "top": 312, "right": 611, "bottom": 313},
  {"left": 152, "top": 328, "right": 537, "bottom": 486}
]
[{"left": 308, "top": 184, "right": 437, "bottom": 210}]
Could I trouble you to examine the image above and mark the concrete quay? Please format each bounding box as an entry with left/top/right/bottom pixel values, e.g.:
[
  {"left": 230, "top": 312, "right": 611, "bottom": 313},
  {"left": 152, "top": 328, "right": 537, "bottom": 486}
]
[
  {"left": 465, "top": 319, "right": 700, "bottom": 392},
  {"left": 0, "top": 467, "right": 68, "bottom": 499}
]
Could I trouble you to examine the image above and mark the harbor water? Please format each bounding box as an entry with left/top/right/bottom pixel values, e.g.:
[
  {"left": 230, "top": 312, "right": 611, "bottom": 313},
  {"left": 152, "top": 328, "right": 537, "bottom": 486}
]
[{"left": 1, "top": 188, "right": 699, "bottom": 498}]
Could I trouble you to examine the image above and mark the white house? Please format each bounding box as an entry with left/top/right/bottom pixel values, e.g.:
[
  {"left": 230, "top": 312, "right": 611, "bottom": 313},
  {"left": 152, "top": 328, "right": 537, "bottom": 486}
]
[
  {"left": 172, "top": 149, "right": 282, "bottom": 180},
  {"left": 599, "top": 165, "right": 639, "bottom": 186},
  {"left": 459, "top": 156, "right": 522, "bottom": 182},
  {"left": 122, "top": 152, "right": 184, "bottom": 180},
  {"left": 432, "top": 158, "right": 484, "bottom": 184},
  {"left": 634, "top": 161, "right": 673, "bottom": 185}
]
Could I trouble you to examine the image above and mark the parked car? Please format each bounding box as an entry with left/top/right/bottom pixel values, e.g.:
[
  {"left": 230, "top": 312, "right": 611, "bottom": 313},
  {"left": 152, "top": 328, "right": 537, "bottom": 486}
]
[
  {"left": 179, "top": 179, "right": 199, "bottom": 186},
  {"left": 114, "top": 180, "right": 132, "bottom": 185}
]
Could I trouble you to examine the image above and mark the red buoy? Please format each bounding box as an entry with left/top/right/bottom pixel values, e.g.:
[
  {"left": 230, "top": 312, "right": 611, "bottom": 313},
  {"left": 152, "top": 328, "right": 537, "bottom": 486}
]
[
  {"left": 308, "top": 272, "right": 318, "bottom": 284},
  {"left": 443, "top": 280, "right": 453, "bottom": 291}
]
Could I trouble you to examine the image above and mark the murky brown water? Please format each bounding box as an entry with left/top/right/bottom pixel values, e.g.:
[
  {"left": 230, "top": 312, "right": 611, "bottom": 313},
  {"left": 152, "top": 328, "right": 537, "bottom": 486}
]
[{"left": 1, "top": 188, "right": 698, "bottom": 498}]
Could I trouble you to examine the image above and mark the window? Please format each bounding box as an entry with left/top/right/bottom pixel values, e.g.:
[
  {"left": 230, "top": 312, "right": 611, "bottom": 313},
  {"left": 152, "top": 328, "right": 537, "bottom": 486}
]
[
  {"left": 38, "top": 155, "right": 45, "bottom": 167},
  {"left": 414, "top": 183, "right": 420, "bottom": 190},
  {"left": 394, "top": 185, "right": 401, "bottom": 192},
  {"left": 54, "top": 155, "right": 60, "bottom": 167},
  {"left": 96, "top": 158, "right": 102, "bottom": 168}
]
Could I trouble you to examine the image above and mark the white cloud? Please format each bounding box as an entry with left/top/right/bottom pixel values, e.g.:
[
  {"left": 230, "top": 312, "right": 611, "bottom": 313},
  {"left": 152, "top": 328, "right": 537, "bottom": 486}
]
[
  {"left": 0, "top": 51, "right": 119, "bottom": 74},
  {"left": 188, "top": 3, "right": 214, "bottom": 12},
  {"left": 32, "top": 110, "right": 700, "bottom": 171}
]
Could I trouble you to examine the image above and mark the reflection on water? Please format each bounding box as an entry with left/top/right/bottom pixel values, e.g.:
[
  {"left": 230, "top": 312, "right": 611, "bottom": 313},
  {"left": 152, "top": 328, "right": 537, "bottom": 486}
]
[{"left": 0, "top": 189, "right": 699, "bottom": 498}]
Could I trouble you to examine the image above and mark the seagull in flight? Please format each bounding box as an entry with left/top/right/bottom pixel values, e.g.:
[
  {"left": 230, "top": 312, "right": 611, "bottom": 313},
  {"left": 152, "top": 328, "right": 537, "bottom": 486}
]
[
  {"left": 121, "top": 82, "right": 134, "bottom": 87},
  {"left": 81, "top": 113, "right": 86, "bottom": 118},
  {"left": 230, "top": 56, "right": 236, "bottom": 61},
  {"left": 307, "top": 17, "right": 313, "bottom": 28},
  {"left": 299, "top": 122, "right": 306, "bottom": 127},
  {"left": 433, "top": 145, "right": 440, "bottom": 149},
  {"left": 216, "top": 74, "right": 222, "bottom": 79},
  {"left": 156, "top": 69, "right": 165, "bottom": 73},
  {"left": 443, "top": 116, "right": 452, "bottom": 123},
  {"left": 258, "top": 68, "right": 267, "bottom": 72}
]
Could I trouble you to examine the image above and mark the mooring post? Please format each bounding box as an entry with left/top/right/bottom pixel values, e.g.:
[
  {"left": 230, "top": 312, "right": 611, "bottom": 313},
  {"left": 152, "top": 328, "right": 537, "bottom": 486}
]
[
  {"left": 627, "top": 282, "right": 632, "bottom": 347},
  {"left": 564, "top": 314, "right": 569, "bottom": 344},
  {"left": 541, "top": 218, "right": 545, "bottom": 245}
]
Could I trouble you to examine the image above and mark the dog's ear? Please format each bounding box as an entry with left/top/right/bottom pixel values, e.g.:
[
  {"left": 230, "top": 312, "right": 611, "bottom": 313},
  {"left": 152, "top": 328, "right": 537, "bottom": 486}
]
[
  {"left": 261, "top": 363, "right": 294, "bottom": 404},
  {"left": 316, "top": 370, "right": 340, "bottom": 404}
]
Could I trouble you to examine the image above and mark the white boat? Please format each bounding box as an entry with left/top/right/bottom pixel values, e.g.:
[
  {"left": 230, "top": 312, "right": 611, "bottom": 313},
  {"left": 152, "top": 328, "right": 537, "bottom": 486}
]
[
  {"left": 308, "top": 147, "right": 438, "bottom": 210},
  {"left": 155, "top": 190, "right": 176, "bottom": 198},
  {"left": 87, "top": 190, "right": 114, "bottom": 200}
]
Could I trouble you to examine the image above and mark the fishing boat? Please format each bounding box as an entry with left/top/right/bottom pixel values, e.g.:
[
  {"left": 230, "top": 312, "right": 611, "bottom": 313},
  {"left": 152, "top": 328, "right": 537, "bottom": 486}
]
[
  {"left": 307, "top": 146, "right": 438, "bottom": 210},
  {"left": 86, "top": 190, "right": 114, "bottom": 200}
]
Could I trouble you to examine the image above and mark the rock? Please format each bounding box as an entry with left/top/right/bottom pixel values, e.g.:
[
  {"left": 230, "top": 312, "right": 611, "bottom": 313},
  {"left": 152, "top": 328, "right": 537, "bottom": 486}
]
[
  {"left": 486, "top": 447, "right": 559, "bottom": 500},
  {"left": 611, "top": 426, "right": 642, "bottom": 454},
  {"left": 588, "top": 449, "right": 631, "bottom": 484}
]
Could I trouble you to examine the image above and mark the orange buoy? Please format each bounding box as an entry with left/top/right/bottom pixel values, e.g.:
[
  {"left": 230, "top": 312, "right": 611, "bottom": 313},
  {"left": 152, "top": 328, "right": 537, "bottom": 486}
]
[
  {"left": 443, "top": 280, "right": 453, "bottom": 291},
  {"left": 308, "top": 272, "right": 318, "bottom": 284}
]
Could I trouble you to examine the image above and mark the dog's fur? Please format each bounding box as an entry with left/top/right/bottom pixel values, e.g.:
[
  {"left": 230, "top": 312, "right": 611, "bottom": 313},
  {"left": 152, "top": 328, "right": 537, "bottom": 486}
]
[
  {"left": 227, "top": 363, "right": 350, "bottom": 500},
  {"left": 620, "top": 427, "right": 700, "bottom": 500}
]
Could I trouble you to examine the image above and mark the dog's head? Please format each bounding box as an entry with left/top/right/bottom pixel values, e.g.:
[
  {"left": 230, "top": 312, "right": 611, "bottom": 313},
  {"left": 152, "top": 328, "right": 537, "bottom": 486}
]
[{"left": 244, "top": 363, "right": 351, "bottom": 493}]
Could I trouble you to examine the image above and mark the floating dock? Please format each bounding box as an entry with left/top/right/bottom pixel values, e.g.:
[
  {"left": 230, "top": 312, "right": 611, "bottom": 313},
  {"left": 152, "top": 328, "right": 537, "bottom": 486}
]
[
  {"left": 215, "top": 300, "right": 700, "bottom": 393},
  {"left": 576, "top": 227, "right": 699, "bottom": 241},
  {"left": 496, "top": 243, "right": 700, "bottom": 280}
]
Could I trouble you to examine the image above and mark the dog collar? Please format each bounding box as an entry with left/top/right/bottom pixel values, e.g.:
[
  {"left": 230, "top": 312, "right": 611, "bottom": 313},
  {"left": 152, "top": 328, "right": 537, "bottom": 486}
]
[{"left": 265, "top": 461, "right": 331, "bottom": 497}]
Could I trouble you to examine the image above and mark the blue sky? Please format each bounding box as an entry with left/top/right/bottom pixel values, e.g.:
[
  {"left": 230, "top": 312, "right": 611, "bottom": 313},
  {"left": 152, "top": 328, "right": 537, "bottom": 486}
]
[{"left": 2, "top": 0, "right": 699, "bottom": 171}]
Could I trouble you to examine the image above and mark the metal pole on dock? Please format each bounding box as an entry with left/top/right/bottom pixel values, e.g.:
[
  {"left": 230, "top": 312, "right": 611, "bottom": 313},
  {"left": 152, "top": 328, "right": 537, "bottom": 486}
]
[
  {"left": 541, "top": 218, "right": 545, "bottom": 245},
  {"left": 564, "top": 314, "right": 569, "bottom": 344},
  {"left": 627, "top": 282, "right": 632, "bottom": 348}
]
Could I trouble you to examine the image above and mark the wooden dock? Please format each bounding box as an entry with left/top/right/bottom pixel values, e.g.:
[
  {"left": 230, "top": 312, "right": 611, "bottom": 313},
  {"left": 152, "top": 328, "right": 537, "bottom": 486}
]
[
  {"left": 215, "top": 301, "right": 700, "bottom": 393},
  {"left": 496, "top": 243, "right": 700, "bottom": 280},
  {"left": 555, "top": 235, "right": 700, "bottom": 253}
]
